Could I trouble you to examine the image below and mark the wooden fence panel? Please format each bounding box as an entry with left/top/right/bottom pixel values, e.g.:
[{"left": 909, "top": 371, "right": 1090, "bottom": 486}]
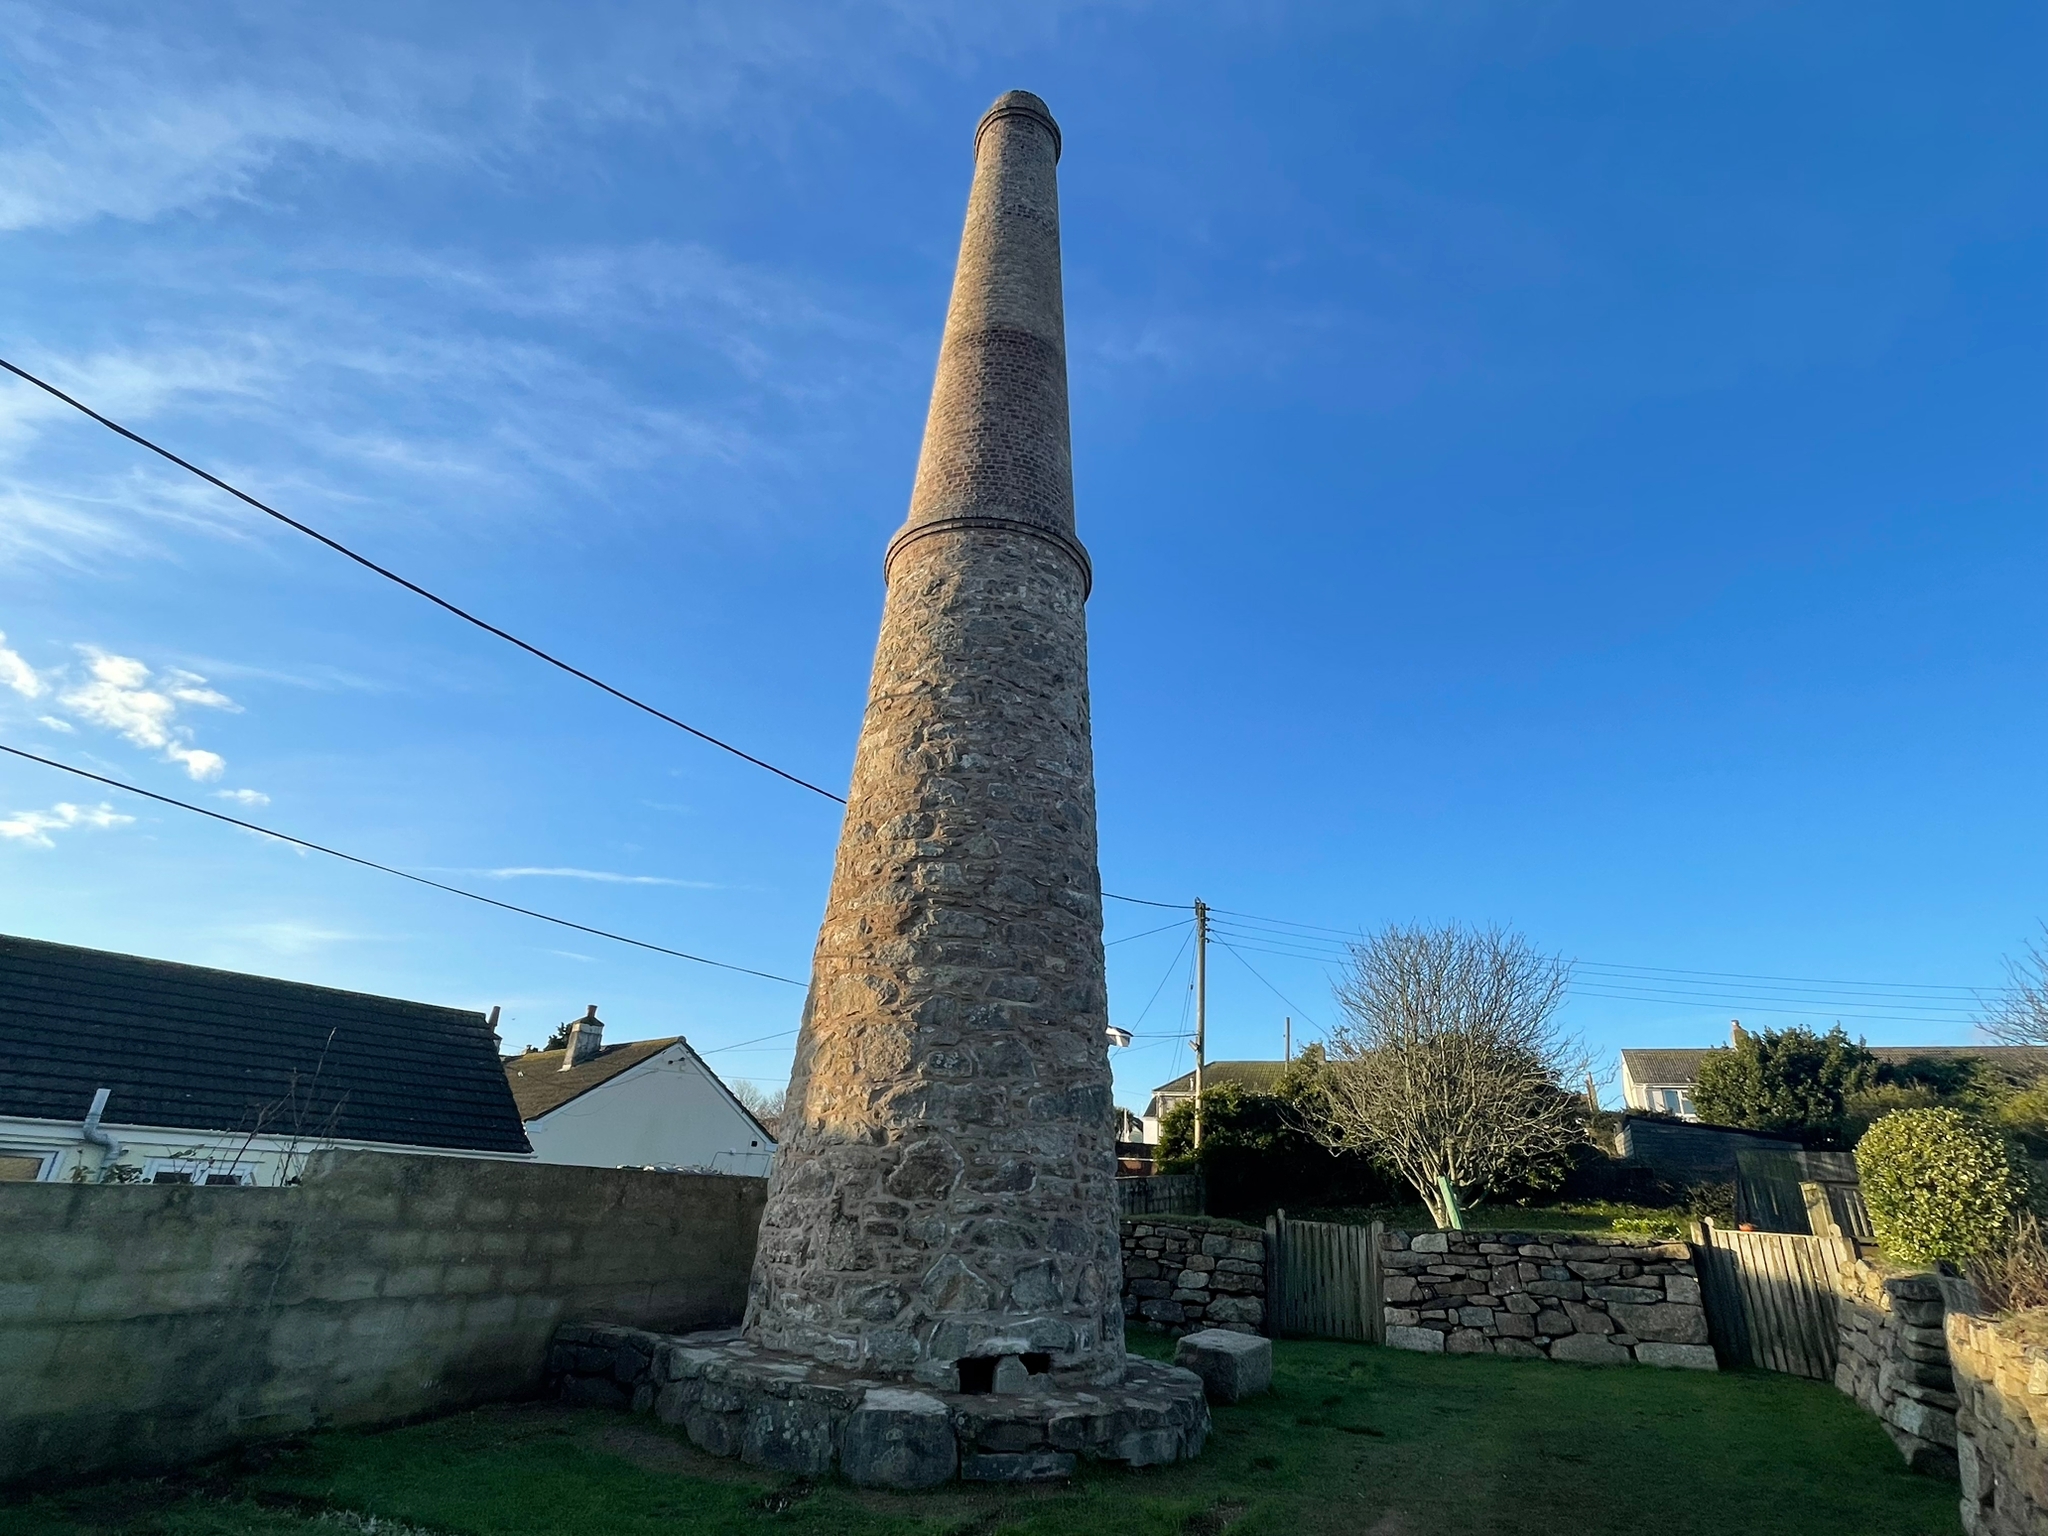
[
  {"left": 1118, "top": 1174, "right": 1204, "bottom": 1217},
  {"left": 1266, "top": 1213, "right": 1383, "bottom": 1343},
  {"left": 1693, "top": 1221, "right": 1850, "bottom": 1379}
]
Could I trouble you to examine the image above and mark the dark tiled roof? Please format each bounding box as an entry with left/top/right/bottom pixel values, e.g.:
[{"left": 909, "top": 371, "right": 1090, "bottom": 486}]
[
  {"left": 0, "top": 932, "right": 530, "bottom": 1154},
  {"left": 1620, "top": 1049, "right": 1716, "bottom": 1086},
  {"left": 1622, "top": 1044, "right": 2048, "bottom": 1087},
  {"left": 503, "top": 1037, "right": 679, "bottom": 1119},
  {"left": 1151, "top": 1061, "right": 1290, "bottom": 1096}
]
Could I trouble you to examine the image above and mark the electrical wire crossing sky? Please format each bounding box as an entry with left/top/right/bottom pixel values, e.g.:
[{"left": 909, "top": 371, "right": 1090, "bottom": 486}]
[{"left": 0, "top": 2, "right": 2037, "bottom": 1114}]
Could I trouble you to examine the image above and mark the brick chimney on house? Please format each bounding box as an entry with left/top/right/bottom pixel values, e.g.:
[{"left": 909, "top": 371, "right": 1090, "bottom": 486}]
[{"left": 560, "top": 1006, "right": 604, "bottom": 1069}]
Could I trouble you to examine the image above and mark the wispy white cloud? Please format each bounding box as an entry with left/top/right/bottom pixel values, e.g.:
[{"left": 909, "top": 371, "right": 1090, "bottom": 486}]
[
  {"left": 0, "top": 799, "right": 132, "bottom": 847},
  {"left": 0, "top": 631, "right": 41, "bottom": 697},
  {"left": 36, "top": 714, "right": 72, "bottom": 732},
  {"left": 480, "top": 866, "right": 722, "bottom": 888},
  {"left": 216, "top": 787, "right": 270, "bottom": 807},
  {"left": 225, "top": 919, "right": 365, "bottom": 955},
  {"left": 0, "top": 346, "right": 277, "bottom": 462},
  {"left": 0, "top": 0, "right": 1108, "bottom": 581},
  {"left": 57, "top": 647, "right": 237, "bottom": 779},
  {"left": 0, "top": 2, "right": 1105, "bottom": 235}
]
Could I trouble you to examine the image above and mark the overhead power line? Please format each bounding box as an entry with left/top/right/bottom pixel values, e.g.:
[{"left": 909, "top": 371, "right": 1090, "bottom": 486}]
[
  {"left": 1167, "top": 900, "right": 2008, "bottom": 999},
  {"left": 0, "top": 357, "right": 847, "bottom": 806},
  {"left": 0, "top": 743, "right": 806, "bottom": 988},
  {"left": 1106, "top": 918, "right": 1191, "bottom": 947},
  {"left": 1210, "top": 935, "right": 1324, "bottom": 1032}
]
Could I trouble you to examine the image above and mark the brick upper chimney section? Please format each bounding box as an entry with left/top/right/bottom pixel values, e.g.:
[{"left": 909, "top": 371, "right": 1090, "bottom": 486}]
[{"left": 561, "top": 1005, "right": 604, "bottom": 1069}]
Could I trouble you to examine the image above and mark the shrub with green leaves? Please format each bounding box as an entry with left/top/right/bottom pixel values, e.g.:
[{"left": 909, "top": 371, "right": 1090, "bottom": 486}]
[
  {"left": 1693, "top": 1024, "right": 1878, "bottom": 1147},
  {"left": 1855, "top": 1108, "right": 2026, "bottom": 1266}
]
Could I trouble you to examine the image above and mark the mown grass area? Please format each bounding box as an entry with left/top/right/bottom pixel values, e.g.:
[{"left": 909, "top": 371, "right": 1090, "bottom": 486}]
[
  {"left": 0, "top": 1334, "right": 1957, "bottom": 1536},
  {"left": 1288, "top": 1201, "right": 1699, "bottom": 1239}
]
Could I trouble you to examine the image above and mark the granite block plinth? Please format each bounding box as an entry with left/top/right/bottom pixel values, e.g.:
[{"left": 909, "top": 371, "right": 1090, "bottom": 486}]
[{"left": 550, "top": 1324, "right": 1208, "bottom": 1489}]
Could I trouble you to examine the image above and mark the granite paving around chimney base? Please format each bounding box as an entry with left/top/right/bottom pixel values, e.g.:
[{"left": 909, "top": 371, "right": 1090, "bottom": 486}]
[{"left": 549, "top": 1323, "right": 1209, "bottom": 1488}]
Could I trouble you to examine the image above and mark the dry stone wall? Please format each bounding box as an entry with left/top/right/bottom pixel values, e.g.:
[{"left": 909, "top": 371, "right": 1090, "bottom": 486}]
[
  {"left": 1944, "top": 1298, "right": 2048, "bottom": 1535},
  {"left": 1833, "top": 1260, "right": 1958, "bottom": 1476},
  {"left": 1120, "top": 1219, "right": 1266, "bottom": 1336},
  {"left": 1381, "top": 1229, "right": 1715, "bottom": 1368}
]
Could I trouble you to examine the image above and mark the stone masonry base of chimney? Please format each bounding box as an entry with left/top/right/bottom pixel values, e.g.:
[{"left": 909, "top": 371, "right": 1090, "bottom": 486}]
[{"left": 549, "top": 1324, "right": 1209, "bottom": 1487}]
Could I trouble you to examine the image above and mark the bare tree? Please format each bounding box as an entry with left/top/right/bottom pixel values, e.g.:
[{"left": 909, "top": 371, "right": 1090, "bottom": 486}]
[
  {"left": 1312, "top": 923, "right": 1589, "bottom": 1227},
  {"left": 732, "top": 1078, "right": 787, "bottom": 1133},
  {"left": 1981, "top": 925, "right": 2048, "bottom": 1047}
]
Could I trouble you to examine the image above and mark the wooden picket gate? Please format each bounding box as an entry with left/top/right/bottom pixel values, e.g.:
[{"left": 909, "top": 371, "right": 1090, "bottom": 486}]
[
  {"left": 1693, "top": 1221, "right": 1851, "bottom": 1379},
  {"left": 1265, "top": 1212, "right": 1384, "bottom": 1343}
]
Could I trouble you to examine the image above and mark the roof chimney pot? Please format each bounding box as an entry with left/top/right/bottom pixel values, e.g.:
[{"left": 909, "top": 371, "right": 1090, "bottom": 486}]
[{"left": 560, "top": 1006, "right": 604, "bottom": 1069}]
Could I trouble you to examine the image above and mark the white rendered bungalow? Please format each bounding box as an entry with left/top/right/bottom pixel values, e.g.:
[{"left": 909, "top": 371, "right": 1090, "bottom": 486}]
[{"left": 503, "top": 1007, "right": 776, "bottom": 1177}]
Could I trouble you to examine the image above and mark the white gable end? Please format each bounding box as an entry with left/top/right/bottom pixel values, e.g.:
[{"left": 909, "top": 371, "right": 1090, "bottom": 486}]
[{"left": 524, "top": 1044, "right": 774, "bottom": 1175}]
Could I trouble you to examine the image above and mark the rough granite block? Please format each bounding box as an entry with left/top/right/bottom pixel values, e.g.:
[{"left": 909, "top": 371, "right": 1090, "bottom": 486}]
[
  {"left": 1386, "top": 1325, "right": 1446, "bottom": 1354},
  {"left": 841, "top": 1389, "right": 957, "bottom": 1490},
  {"left": 1173, "top": 1328, "right": 1272, "bottom": 1404}
]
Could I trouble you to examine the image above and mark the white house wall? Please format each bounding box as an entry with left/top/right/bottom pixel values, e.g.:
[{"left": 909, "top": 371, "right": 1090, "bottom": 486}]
[
  {"left": 524, "top": 1045, "right": 773, "bottom": 1175},
  {"left": 0, "top": 1115, "right": 531, "bottom": 1185}
]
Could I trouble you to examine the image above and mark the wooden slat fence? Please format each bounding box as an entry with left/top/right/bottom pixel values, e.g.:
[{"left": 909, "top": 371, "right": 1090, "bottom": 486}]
[
  {"left": 1734, "top": 1149, "right": 1875, "bottom": 1254},
  {"left": 1692, "top": 1221, "right": 1851, "bottom": 1379},
  {"left": 1265, "top": 1212, "right": 1384, "bottom": 1344},
  {"left": 1118, "top": 1173, "right": 1204, "bottom": 1217}
]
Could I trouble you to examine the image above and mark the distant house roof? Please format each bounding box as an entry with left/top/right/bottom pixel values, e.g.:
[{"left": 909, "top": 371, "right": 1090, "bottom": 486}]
[
  {"left": 504, "top": 1037, "right": 679, "bottom": 1120},
  {"left": 1150, "top": 1060, "right": 1291, "bottom": 1098},
  {"left": 1621, "top": 1044, "right": 2048, "bottom": 1087},
  {"left": 0, "top": 932, "right": 530, "bottom": 1154},
  {"left": 502, "top": 1036, "right": 777, "bottom": 1145}
]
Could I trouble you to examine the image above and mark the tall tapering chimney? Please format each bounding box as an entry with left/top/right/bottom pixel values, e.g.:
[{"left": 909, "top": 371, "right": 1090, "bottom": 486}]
[
  {"left": 560, "top": 1005, "right": 604, "bottom": 1069},
  {"left": 744, "top": 90, "right": 1123, "bottom": 1390}
]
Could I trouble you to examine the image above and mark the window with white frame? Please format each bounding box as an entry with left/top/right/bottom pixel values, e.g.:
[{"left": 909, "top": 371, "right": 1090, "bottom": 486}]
[
  {"left": 0, "top": 1149, "right": 55, "bottom": 1182},
  {"left": 1649, "top": 1087, "right": 1696, "bottom": 1119},
  {"left": 140, "top": 1157, "right": 255, "bottom": 1186}
]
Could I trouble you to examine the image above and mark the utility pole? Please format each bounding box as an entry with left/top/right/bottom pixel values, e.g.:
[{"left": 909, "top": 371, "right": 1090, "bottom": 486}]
[
  {"left": 1284, "top": 1016, "right": 1291, "bottom": 1063},
  {"left": 1192, "top": 898, "right": 1207, "bottom": 1150}
]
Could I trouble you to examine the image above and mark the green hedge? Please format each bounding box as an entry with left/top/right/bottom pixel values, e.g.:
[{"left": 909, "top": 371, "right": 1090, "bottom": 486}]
[{"left": 1855, "top": 1107, "right": 2026, "bottom": 1266}]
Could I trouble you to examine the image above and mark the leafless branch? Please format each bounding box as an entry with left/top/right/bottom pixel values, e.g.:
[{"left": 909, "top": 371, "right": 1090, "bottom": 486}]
[
  {"left": 1980, "top": 925, "right": 2048, "bottom": 1048},
  {"left": 1310, "top": 923, "right": 1590, "bottom": 1226}
]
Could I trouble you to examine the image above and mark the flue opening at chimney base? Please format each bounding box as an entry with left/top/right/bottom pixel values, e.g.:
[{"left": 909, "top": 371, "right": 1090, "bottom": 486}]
[{"left": 561, "top": 1005, "right": 604, "bottom": 1069}]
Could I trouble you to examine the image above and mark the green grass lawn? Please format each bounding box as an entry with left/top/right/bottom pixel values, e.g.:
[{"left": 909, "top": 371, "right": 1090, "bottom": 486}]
[{"left": 0, "top": 1334, "right": 1958, "bottom": 1536}]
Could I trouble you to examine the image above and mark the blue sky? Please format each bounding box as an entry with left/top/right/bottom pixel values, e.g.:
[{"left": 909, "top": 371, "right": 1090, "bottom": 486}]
[{"left": 0, "top": 1, "right": 2039, "bottom": 1116}]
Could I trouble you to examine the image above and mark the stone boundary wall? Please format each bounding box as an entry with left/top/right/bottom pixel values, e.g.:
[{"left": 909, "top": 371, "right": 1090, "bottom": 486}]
[
  {"left": 0, "top": 1150, "right": 765, "bottom": 1487},
  {"left": 1832, "top": 1259, "right": 1957, "bottom": 1475},
  {"left": 1943, "top": 1296, "right": 2048, "bottom": 1535},
  {"left": 1381, "top": 1230, "right": 1714, "bottom": 1368},
  {"left": 1120, "top": 1218, "right": 1265, "bottom": 1336}
]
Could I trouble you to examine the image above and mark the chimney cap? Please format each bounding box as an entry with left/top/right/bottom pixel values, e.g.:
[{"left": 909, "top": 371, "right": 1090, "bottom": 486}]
[{"left": 976, "top": 90, "right": 1060, "bottom": 163}]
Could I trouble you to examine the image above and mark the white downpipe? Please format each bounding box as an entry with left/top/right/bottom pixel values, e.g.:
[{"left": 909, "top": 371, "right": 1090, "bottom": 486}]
[{"left": 80, "top": 1086, "right": 124, "bottom": 1168}]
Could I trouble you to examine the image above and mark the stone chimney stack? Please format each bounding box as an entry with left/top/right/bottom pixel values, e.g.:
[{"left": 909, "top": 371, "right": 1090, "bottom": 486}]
[
  {"left": 743, "top": 91, "right": 1124, "bottom": 1390},
  {"left": 561, "top": 1005, "right": 604, "bottom": 1069}
]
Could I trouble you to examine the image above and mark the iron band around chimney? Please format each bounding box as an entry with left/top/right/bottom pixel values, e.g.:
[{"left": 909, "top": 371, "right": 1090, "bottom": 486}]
[{"left": 883, "top": 514, "right": 1092, "bottom": 597}]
